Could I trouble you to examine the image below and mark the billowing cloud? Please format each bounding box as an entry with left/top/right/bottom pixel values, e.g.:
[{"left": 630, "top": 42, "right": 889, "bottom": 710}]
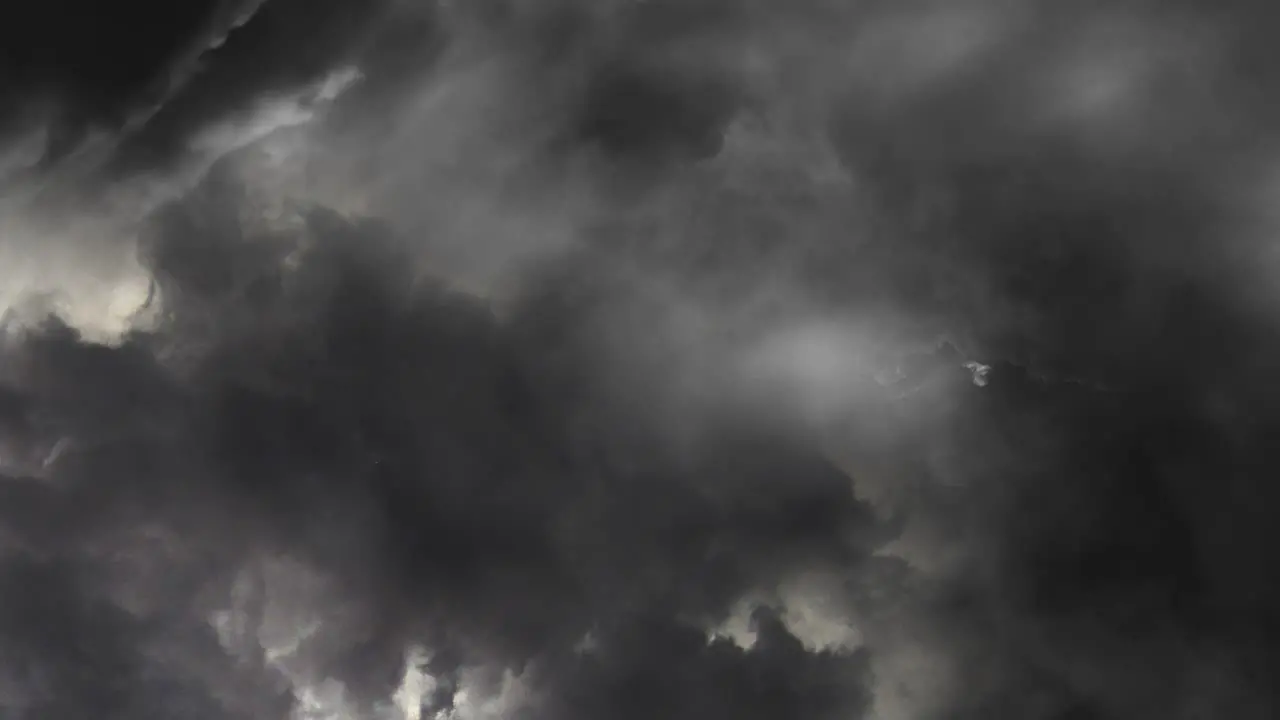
[{"left": 3, "top": 1, "right": 1280, "bottom": 719}]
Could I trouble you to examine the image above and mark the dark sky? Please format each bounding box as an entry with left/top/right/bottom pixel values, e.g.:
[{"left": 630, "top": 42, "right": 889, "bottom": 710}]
[{"left": 2, "top": 1, "right": 1280, "bottom": 719}]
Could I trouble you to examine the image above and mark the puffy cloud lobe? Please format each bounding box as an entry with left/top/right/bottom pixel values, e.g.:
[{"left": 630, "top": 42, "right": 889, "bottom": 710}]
[{"left": 526, "top": 608, "right": 870, "bottom": 720}]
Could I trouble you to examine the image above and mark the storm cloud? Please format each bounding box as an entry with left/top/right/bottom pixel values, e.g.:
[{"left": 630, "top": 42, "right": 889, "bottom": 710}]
[{"left": 3, "top": 1, "right": 1280, "bottom": 719}]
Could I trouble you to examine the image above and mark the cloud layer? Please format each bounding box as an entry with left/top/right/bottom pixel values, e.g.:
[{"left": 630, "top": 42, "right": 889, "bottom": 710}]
[{"left": 4, "top": 1, "right": 1280, "bottom": 719}]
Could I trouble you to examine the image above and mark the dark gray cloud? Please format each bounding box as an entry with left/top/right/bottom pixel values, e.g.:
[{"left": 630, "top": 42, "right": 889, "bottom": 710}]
[
  {"left": 4, "top": 1, "right": 1280, "bottom": 719},
  {"left": 0, "top": 157, "right": 891, "bottom": 717},
  {"left": 0, "top": 0, "right": 218, "bottom": 139}
]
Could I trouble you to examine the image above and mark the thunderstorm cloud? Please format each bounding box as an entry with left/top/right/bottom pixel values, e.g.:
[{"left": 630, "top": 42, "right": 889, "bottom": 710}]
[{"left": 3, "top": 1, "right": 1280, "bottom": 719}]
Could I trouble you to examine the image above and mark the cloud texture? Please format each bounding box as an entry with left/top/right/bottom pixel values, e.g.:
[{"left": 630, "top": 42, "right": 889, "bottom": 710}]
[{"left": 3, "top": 1, "right": 1280, "bottom": 719}]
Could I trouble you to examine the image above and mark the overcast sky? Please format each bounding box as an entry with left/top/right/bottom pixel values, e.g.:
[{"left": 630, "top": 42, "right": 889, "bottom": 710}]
[{"left": 2, "top": 1, "right": 1280, "bottom": 719}]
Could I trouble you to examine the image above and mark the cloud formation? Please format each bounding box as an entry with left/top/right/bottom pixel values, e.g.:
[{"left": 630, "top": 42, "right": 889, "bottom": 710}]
[{"left": 3, "top": 1, "right": 1280, "bottom": 719}]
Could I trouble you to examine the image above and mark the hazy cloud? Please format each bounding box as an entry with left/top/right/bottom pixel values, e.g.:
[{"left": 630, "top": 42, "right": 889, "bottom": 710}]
[{"left": 3, "top": 1, "right": 1280, "bottom": 719}]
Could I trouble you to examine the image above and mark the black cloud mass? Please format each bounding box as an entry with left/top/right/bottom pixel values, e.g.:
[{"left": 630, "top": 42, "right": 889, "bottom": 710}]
[{"left": 3, "top": 1, "right": 1280, "bottom": 719}]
